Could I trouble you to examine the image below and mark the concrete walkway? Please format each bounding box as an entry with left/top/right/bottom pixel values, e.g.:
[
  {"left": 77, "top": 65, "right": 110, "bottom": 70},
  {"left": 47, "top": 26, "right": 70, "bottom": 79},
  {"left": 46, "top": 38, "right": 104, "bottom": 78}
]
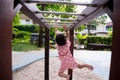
[{"left": 12, "top": 49, "right": 111, "bottom": 80}]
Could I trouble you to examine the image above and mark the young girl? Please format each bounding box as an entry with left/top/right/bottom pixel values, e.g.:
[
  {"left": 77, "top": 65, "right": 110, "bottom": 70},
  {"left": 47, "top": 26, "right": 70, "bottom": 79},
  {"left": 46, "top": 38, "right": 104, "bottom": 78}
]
[{"left": 55, "top": 26, "right": 94, "bottom": 80}]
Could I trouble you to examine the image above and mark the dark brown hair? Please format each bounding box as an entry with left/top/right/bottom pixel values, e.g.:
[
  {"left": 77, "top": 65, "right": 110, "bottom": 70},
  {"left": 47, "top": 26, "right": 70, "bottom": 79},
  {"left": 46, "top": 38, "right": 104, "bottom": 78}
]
[{"left": 56, "top": 34, "right": 66, "bottom": 46}]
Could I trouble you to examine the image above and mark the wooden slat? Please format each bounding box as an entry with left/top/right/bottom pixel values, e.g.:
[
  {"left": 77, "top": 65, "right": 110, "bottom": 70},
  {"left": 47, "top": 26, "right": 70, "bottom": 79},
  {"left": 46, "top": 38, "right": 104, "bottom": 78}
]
[
  {"left": 72, "top": 7, "right": 105, "bottom": 28},
  {"left": 71, "top": 0, "right": 109, "bottom": 28},
  {"left": 25, "top": 0, "right": 98, "bottom": 7},
  {"left": 13, "top": 4, "right": 22, "bottom": 17},
  {"left": 35, "top": 11, "right": 86, "bottom": 16},
  {"left": 19, "top": 1, "right": 48, "bottom": 28},
  {"left": 47, "top": 22, "right": 72, "bottom": 24},
  {"left": 44, "top": 17, "right": 77, "bottom": 21},
  {"left": 49, "top": 24, "right": 72, "bottom": 26}
]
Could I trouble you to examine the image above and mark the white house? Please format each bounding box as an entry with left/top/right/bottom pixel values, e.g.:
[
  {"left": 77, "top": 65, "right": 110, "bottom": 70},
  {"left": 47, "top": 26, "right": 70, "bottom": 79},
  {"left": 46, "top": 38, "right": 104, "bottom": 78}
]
[
  {"left": 80, "top": 22, "right": 113, "bottom": 36},
  {"left": 20, "top": 13, "right": 33, "bottom": 25}
]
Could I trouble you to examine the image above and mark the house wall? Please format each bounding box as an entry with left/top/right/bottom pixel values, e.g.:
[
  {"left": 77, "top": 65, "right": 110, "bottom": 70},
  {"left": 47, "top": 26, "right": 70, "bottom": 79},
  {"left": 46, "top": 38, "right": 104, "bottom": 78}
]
[{"left": 96, "top": 24, "right": 107, "bottom": 31}]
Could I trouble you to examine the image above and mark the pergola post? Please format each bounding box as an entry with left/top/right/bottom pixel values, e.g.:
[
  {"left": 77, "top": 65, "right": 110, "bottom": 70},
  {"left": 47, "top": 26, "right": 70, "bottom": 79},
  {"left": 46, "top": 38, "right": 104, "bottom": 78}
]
[
  {"left": 45, "top": 27, "right": 50, "bottom": 80},
  {"left": 0, "top": 0, "right": 13, "bottom": 80},
  {"left": 109, "top": 0, "right": 120, "bottom": 80},
  {"left": 68, "top": 28, "right": 74, "bottom": 80},
  {"left": 38, "top": 4, "right": 45, "bottom": 47}
]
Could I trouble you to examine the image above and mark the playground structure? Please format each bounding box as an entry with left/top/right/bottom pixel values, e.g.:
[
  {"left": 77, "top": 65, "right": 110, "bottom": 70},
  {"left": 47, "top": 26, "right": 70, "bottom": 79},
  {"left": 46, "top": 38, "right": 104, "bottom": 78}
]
[{"left": 1, "top": 0, "right": 120, "bottom": 80}]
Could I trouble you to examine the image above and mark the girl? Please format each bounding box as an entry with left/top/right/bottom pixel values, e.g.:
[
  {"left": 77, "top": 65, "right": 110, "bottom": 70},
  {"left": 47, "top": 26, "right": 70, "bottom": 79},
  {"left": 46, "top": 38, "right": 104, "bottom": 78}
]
[{"left": 55, "top": 26, "right": 94, "bottom": 80}]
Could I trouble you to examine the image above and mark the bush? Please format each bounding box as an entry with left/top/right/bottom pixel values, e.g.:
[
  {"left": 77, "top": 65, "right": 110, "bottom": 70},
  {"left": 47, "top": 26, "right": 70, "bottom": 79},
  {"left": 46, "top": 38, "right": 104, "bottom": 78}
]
[
  {"left": 12, "top": 43, "right": 39, "bottom": 51},
  {"left": 14, "top": 25, "right": 39, "bottom": 33},
  {"left": 87, "top": 36, "right": 112, "bottom": 45}
]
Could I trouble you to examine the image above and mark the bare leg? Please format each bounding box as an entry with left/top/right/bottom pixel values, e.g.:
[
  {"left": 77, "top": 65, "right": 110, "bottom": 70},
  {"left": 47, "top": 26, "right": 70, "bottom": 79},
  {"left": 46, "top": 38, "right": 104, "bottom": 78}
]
[
  {"left": 58, "top": 72, "right": 70, "bottom": 80},
  {"left": 77, "top": 64, "right": 93, "bottom": 70}
]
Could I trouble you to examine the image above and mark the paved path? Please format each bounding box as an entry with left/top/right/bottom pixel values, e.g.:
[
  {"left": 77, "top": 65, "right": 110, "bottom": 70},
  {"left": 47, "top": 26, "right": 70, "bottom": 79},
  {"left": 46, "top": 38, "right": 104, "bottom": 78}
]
[{"left": 12, "top": 49, "right": 111, "bottom": 80}]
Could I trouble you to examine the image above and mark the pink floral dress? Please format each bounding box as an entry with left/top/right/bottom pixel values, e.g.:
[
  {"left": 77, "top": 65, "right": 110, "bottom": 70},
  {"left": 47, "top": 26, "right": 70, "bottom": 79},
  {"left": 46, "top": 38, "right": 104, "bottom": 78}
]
[{"left": 57, "top": 39, "right": 78, "bottom": 73}]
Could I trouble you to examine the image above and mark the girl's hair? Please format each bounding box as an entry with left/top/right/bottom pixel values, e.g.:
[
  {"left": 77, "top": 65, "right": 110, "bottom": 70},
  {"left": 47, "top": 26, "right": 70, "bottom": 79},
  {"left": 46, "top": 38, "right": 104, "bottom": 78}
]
[{"left": 56, "top": 34, "right": 66, "bottom": 46}]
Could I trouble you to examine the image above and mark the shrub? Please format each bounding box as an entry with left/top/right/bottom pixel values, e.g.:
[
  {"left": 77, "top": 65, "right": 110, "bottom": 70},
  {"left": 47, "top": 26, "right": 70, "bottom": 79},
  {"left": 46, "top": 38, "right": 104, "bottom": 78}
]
[
  {"left": 14, "top": 25, "right": 39, "bottom": 33},
  {"left": 87, "top": 36, "right": 112, "bottom": 45}
]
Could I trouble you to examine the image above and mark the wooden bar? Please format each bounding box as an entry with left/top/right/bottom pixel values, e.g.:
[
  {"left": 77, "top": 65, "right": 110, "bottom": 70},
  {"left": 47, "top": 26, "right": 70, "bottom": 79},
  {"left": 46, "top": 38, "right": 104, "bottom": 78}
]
[
  {"left": 103, "top": 0, "right": 113, "bottom": 21},
  {"left": 47, "top": 22, "right": 72, "bottom": 24},
  {"left": 25, "top": 0, "right": 98, "bottom": 7},
  {"left": 13, "top": 4, "right": 22, "bottom": 17},
  {"left": 35, "top": 11, "right": 86, "bottom": 16},
  {"left": 19, "top": 0, "right": 48, "bottom": 28},
  {"left": 44, "top": 17, "right": 77, "bottom": 21},
  {"left": 49, "top": 24, "right": 71, "bottom": 26},
  {"left": 68, "top": 28, "right": 74, "bottom": 80},
  {"left": 109, "top": 0, "right": 120, "bottom": 80},
  {"left": 45, "top": 27, "right": 50, "bottom": 80},
  {"left": 0, "top": 0, "right": 13, "bottom": 80},
  {"left": 38, "top": 4, "right": 45, "bottom": 47}
]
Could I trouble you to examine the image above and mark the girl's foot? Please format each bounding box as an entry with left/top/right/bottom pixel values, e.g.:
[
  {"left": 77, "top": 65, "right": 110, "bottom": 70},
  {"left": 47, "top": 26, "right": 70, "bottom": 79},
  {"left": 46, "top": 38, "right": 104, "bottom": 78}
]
[
  {"left": 66, "top": 75, "right": 70, "bottom": 80},
  {"left": 85, "top": 64, "right": 94, "bottom": 70}
]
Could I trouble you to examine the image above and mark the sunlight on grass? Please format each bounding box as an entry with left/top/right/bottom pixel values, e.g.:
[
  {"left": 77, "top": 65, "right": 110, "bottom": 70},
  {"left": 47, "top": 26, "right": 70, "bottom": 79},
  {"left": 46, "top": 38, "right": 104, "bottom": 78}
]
[{"left": 12, "top": 43, "right": 40, "bottom": 52}]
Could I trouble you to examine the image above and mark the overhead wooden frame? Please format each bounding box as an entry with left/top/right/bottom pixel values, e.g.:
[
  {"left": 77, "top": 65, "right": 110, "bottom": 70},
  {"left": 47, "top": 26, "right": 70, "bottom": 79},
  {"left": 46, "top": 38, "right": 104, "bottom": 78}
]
[
  {"left": 44, "top": 17, "right": 77, "bottom": 21},
  {"left": 25, "top": 0, "right": 99, "bottom": 7},
  {"left": 35, "top": 11, "right": 86, "bottom": 16},
  {"left": 15, "top": 0, "right": 112, "bottom": 80},
  {"left": 19, "top": 0, "right": 49, "bottom": 28},
  {"left": 47, "top": 21, "right": 73, "bottom": 24}
]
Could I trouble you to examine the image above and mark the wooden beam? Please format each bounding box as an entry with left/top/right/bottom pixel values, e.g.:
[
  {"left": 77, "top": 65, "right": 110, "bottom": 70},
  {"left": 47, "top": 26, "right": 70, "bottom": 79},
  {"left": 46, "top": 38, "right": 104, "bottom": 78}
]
[
  {"left": 38, "top": 4, "right": 45, "bottom": 48},
  {"left": 70, "top": 0, "right": 109, "bottom": 29},
  {"left": 0, "top": 0, "right": 13, "bottom": 80},
  {"left": 45, "top": 27, "right": 50, "bottom": 80},
  {"left": 44, "top": 17, "right": 77, "bottom": 21},
  {"left": 103, "top": 0, "right": 113, "bottom": 21},
  {"left": 47, "top": 22, "right": 73, "bottom": 24},
  {"left": 35, "top": 11, "right": 86, "bottom": 16},
  {"left": 68, "top": 28, "right": 74, "bottom": 80},
  {"left": 73, "top": 7, "right": 105, "bottom": 28},
  {"left": 19, "top": 0, "right": 48, "bottom": 28},
  {"left": 25, "top": 0, "right": 98, "bottom": 7},
  {"left": 109, "top": 0, "right": 120, "bottom": 80},
  {"left": 13, "top": 4, "right": 22, "bottom": 17},
  {"left": 49, "top": 24, "right": 72, "bottom": 26}
]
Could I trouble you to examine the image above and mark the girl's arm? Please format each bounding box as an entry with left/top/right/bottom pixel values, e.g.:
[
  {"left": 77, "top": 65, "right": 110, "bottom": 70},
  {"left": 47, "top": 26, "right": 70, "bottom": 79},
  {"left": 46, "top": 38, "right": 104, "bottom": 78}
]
[
  {"left": 55, "top": 26, "right": 59, "bottom": 35},
  {"left": 63, "top": 25, "right": 70, "bottom": 40},
  {"left": 65, "top": 30, "right": 70, "bottom": 40}
]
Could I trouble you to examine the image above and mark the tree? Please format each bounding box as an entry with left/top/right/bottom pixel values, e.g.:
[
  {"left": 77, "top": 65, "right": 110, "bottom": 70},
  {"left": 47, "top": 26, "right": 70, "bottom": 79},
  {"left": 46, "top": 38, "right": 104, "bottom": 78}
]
[
  {"left": 89, "top": 14, "right": 108, "bottom": 25},
  {"left": 75, "top": 24, "right": 86, "bottom": 32},
  {"left": 12, "top": 13, "right": 21, "bottom": 26},
  {"left": 36, "top": 0, "right": 76, "bottom": 18}
]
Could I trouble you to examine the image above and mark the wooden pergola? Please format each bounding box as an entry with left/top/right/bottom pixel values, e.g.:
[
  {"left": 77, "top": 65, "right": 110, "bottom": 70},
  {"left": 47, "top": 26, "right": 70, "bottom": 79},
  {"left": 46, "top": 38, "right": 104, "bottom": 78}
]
[{"left": 1, "top": 0, "right": 120, "bottom": 80}]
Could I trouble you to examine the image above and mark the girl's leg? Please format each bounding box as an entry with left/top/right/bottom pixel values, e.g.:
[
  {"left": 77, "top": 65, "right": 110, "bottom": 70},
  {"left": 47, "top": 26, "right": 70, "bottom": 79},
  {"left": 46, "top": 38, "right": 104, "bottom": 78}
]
[
  {"left": 77, "top": 64, "right": 93, "bottom": 70},
  {"left": 58, "top": 72, "right": 70, "bottom": 80}
]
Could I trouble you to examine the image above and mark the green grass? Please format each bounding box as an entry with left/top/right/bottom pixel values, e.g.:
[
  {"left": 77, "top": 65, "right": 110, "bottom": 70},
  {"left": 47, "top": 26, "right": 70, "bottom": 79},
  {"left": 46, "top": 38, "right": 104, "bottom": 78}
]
[{"left": 12, "top": 43, "right": 40, "bottom": 52}]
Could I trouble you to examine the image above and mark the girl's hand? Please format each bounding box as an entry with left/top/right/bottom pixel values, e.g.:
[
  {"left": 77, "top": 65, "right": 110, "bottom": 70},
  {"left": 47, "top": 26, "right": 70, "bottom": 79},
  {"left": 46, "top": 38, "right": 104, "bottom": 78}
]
[{"left": 63, "top": 25, "right": 67, "bottom": 30}]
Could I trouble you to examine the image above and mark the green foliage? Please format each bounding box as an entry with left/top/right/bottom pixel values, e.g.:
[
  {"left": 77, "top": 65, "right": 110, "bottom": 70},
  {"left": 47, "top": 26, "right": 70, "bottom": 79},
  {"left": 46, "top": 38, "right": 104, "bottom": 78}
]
[
  {"left": 89, "top": 14, "right": 108, "bottom": 25},
  {"left": 14, "top": 25, "right": 39, "bottom": 33},
  {"left": 13, "top": 29, "right": 30, "bottom": 38},
  {"left": 12, "top": 43, "right": 39, "bottom": 52},
  {"left": 12, "top": 28, "right": 31, "bottom": 45},
  {"left": 12, "top": 13, "right": 21, "bottom": 26},
  {"left": 37, "top": 0, "right": 76, "bottom": 18},
  {"left": 108, "top": 31, "right": 112, "bottom": 36},
  {"left": 76, "top": 33, "right": 88, "bottom": 44},
  {"left": 50, "top": 27, "right": 55, "bottom": 39},
  {"left": 75, "top": 24, "right": 86, "bottom": 32},
  {"left": 87, "top": 36, "right": 112, "bottom": 45}
]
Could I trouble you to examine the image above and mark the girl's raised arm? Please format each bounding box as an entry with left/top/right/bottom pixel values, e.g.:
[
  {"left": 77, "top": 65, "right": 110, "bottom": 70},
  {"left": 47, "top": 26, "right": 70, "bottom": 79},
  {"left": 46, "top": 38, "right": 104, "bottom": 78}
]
[{"left": 63, "top": 25, "right": 70, "bottom": 40}]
